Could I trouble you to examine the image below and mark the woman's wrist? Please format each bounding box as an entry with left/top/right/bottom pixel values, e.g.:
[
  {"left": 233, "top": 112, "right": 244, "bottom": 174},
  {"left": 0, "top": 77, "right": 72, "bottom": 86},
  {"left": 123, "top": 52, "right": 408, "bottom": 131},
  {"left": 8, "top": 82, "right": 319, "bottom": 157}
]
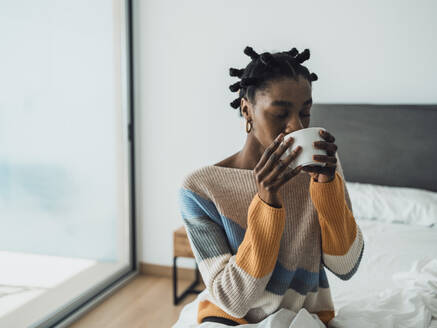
[{"left": 257, "top": 192, "right": 283, "bottom": 208}]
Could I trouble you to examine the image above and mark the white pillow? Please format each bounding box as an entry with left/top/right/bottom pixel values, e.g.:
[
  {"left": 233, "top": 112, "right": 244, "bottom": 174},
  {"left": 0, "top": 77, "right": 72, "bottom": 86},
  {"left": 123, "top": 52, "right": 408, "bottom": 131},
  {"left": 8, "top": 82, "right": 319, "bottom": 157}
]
[{"left": 345, "top": 181, "right": 437, "bottom": 227}]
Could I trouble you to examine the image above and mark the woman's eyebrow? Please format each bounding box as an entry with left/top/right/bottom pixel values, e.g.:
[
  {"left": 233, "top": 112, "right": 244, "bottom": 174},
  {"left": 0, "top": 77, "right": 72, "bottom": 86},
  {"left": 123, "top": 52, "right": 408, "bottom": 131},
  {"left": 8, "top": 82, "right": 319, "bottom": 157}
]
[{"left": 270, "top": 98, "right": 312, "bottom": 108}]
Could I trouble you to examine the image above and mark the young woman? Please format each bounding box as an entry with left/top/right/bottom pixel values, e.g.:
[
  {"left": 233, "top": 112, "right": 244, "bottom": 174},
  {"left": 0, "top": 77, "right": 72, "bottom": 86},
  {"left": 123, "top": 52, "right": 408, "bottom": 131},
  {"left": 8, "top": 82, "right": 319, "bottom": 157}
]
[{"left": 178, "top": 46, "right": 364, "bottom": 327}]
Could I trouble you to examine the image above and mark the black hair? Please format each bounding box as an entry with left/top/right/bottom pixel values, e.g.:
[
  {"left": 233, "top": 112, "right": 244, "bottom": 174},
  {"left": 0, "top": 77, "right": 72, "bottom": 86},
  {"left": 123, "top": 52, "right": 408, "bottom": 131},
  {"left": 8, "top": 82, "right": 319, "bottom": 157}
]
[{"left": 229, "top": 46, "right": 318, "bottom": 117}]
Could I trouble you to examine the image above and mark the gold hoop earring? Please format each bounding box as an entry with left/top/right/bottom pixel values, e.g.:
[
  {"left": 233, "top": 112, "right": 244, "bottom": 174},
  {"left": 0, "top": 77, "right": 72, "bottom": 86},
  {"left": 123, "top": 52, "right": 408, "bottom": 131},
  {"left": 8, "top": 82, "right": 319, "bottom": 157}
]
[{"left": 246, "top": 120, "right": 252, "bottom": 133}]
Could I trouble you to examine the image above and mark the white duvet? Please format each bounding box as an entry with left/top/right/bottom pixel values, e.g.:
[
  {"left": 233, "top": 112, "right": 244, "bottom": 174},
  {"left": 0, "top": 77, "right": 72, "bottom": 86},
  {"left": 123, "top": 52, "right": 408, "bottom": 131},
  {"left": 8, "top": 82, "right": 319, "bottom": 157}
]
[{"left": 173, "top": 220, "right": 437, "bottom": 328}]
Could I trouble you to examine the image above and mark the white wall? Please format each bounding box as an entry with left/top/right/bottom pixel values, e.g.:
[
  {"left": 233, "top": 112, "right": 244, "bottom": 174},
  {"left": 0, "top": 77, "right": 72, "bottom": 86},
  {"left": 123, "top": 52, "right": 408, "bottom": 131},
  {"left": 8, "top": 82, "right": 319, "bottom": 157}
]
[{"left": 132, "top": 0, "right": 437, "bottom": 267}]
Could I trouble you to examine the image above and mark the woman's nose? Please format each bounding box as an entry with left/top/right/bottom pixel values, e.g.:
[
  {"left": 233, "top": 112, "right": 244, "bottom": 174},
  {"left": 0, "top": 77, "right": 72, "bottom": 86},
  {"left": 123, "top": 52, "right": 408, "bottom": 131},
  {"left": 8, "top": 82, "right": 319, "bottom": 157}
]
[{"left": 285, "top": 116, "right": 304, "bottom": 134}]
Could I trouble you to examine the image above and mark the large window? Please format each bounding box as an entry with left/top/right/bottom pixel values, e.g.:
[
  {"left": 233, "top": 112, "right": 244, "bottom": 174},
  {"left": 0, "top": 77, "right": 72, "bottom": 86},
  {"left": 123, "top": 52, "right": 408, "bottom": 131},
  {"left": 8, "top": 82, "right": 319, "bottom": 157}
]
[{"left": 0, "top": 0, "right": 137, "bottom": 327}]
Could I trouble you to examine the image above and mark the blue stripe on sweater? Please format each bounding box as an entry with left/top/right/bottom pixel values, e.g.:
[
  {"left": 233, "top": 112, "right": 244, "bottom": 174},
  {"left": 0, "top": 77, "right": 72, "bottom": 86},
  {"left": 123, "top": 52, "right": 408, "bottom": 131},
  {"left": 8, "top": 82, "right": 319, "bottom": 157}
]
[
  {"left": 265, "top": 261, "right": 329, "bottom": 296},
  {"left": 323, "top": 240, "right": 365, "bottom": 281},
  {"left": 180, "top": 187, "right": 246, "bottom": 252},
  {"left": 179, "top": 188, "right": 224, "bottom": 228}
]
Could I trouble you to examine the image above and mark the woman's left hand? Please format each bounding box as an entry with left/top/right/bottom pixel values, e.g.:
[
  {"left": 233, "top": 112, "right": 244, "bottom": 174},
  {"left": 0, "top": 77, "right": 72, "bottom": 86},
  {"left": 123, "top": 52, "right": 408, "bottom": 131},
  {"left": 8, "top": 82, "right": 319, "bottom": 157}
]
[{"left": 301, "top": 129, "right": 338, "bottom": 183}]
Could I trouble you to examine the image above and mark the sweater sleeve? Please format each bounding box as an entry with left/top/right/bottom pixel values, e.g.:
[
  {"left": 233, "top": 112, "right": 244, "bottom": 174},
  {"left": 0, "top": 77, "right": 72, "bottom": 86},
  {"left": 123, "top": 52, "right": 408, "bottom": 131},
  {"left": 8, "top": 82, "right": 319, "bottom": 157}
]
[
  {"left": 179, "top": 186, "right": 286, "bottom": 319},
  {"left": 309, "top": 169, "right": 365, "bottom": 281}
]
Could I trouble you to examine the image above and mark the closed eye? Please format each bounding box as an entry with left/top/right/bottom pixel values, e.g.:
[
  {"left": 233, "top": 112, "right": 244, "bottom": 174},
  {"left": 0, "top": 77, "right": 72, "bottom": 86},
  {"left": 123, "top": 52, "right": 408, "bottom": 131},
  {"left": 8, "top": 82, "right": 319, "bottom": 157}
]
[{"left": 274, "top": 110, "right": 311, "bottom": 119}]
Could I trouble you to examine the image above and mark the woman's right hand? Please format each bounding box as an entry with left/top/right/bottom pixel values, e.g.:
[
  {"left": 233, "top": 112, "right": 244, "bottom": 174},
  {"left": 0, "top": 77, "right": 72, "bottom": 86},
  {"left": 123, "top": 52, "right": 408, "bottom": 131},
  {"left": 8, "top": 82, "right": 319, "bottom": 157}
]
[{"left": 254, "top": 132, "right": 303, "bottom": 208}]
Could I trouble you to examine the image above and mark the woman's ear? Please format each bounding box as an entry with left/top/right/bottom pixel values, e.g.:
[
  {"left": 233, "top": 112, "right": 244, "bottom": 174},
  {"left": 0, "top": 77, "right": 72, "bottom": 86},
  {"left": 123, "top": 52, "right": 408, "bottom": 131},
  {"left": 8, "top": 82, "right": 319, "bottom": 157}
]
[{"left": 240, "top": 97, "right": 252, "bottom": 121}]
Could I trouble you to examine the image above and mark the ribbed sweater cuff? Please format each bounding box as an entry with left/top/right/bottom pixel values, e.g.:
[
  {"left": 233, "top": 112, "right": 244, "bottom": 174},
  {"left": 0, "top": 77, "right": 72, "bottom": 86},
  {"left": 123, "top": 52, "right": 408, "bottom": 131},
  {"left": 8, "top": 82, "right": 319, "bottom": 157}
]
[
  {"left": 309, "top": 170, "right": 345, "bottom": 214},
  {"left": 309, "top": 170, "right": 357, "bottom": 255},
  {"left": 250, "top": 193, "right": 286, "bottom": 231}
]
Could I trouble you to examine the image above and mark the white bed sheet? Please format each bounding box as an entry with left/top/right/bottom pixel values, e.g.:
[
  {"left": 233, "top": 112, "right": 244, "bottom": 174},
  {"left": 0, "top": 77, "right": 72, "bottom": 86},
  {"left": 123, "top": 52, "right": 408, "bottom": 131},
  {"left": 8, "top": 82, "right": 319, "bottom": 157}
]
[
  {"left": 173, "top": 220, "right": 437, "bottom": 328},
  {"left": 327, "top": 220, "right": 437, "bottom": 328},
  {"left": 327, "top": 220, "right": 437, "bottom": 309}
]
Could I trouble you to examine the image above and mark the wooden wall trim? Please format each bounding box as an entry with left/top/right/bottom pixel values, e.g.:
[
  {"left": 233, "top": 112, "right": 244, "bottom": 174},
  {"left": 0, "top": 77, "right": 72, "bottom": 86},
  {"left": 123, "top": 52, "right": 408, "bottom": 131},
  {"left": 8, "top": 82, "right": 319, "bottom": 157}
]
[{"left": 140, "top": 262, "right": 205, "bottom": 284}]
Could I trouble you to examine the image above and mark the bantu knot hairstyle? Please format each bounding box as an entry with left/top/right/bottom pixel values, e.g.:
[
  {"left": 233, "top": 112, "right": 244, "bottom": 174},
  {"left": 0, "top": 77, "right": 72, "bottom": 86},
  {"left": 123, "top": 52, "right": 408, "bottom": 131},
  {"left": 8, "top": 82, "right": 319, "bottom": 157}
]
[
  {"left": 259, "top": 53, "right": 277, "bottom": 67},
  {"left": 229, "top": 77, "right": 259, "bottom": 92},
  {"left": 243, "top": 46, "right": 260, "bottom": 60},
  {"left": 229, "top": 45, "right": 318, "bottom": 117}
]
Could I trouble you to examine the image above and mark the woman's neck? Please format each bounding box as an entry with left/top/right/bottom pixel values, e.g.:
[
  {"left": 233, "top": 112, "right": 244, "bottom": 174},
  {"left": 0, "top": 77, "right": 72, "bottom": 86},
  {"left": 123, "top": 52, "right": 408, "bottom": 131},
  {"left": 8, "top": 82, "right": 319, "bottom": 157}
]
[{"left": 232, "top": 136, "right": 265, "bottom": 170}]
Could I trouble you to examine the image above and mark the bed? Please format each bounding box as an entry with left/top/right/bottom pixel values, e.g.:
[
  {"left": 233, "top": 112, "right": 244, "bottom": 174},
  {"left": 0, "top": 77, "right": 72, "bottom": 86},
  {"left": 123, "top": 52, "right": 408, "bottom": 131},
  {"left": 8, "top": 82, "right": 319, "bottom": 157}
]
[{"left": 173, "top": 104, "right": 437, "bottom": 328}]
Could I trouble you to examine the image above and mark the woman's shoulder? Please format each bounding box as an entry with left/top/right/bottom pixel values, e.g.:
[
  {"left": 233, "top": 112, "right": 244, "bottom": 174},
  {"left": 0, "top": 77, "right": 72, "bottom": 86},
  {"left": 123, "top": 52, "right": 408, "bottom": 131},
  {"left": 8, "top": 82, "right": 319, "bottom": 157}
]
[
  {"left": 180, "top": 164, "right": 221, "bottom": 201},
  {"left": 181, "top": 165, "right": 210, "bottom": 187},
  {"left": 181, "top": 154, "right": 238, "bottom": 188}
]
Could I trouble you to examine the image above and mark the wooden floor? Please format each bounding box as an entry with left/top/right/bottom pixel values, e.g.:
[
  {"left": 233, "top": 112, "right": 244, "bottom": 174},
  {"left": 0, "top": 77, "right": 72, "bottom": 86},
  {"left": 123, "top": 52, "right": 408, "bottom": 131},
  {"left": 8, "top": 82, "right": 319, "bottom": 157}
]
[{"left": 69, "top": 274, "right": 206, "bottom": 328}]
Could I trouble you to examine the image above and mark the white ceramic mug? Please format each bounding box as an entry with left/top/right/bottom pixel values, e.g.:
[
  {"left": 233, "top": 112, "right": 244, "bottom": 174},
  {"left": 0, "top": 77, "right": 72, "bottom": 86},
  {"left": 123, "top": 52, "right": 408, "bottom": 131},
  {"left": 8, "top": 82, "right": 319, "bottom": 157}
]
[{"left": 280, "top": 127, "right": 328, "bottom": 170}]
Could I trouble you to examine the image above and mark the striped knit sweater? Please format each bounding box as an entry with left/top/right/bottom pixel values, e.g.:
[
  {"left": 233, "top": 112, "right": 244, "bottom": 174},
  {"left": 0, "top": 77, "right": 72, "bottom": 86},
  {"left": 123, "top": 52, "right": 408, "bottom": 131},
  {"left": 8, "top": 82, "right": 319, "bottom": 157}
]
[{"left": 178, "top": 154, "right": 364, "bottom": 326}]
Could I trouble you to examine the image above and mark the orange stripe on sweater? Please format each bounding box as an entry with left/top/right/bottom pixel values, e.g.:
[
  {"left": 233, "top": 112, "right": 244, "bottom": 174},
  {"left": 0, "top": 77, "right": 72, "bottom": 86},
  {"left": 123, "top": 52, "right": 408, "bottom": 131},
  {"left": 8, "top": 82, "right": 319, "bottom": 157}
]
[
  {"left": 309, "top": 170, "right": 357, "bottom": 256},
  {"left": 316, "top": 309, "right": 335, "bottom": 327},
  {"left": 197, "top": 300, "right": 334, "bottom": 326},
  {"left": 235, "top": 193, "right": 286, "bottom": 278},
  {"left": 197, "top": 300, "right": 249, "bottom": 324}
]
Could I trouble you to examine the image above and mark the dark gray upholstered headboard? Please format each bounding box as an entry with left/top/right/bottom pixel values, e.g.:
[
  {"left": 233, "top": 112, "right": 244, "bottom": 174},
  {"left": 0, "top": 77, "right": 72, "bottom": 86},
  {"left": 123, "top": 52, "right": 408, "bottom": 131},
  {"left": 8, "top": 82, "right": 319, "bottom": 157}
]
[{"left": 309, "top": 104, "right": 437, "bottom": 192}]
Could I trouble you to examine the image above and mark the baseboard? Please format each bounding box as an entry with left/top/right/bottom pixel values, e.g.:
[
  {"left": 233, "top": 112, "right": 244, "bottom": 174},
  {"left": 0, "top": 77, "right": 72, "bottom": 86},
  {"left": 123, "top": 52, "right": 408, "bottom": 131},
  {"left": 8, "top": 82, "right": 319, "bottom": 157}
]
[{"left": 140, "top": 262, "right": 205, "bottom": 284}]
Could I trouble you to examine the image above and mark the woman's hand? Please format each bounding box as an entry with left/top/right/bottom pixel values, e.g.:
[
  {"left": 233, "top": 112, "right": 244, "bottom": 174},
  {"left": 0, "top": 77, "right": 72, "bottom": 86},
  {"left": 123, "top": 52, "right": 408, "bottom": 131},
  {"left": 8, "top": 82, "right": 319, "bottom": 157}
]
[
  {"left": 301, "top": 129, "right": 338, "bottom": 183},
  {"left": 254, "top": 132, "right": 303, "bottom": 208}
]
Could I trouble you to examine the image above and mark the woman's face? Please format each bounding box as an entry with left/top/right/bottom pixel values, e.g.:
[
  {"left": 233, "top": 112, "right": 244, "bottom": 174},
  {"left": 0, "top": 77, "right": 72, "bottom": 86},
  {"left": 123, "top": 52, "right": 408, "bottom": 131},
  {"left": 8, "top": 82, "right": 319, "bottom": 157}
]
[{"left": 242, "top": 75, "right": 313, "bottom": 148}]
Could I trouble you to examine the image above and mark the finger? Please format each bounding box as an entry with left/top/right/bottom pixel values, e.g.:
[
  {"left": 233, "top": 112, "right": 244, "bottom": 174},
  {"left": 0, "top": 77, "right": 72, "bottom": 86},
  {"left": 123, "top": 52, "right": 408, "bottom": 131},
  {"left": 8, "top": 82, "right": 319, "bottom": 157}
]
[
  {"left": 270, "top": 165, "right": 304, "bottom": 190},
  {"left": 301, "top": 165, "right": 322, "bottom": 173},
  {"left": 259, "top": 136, "right": 295, "bottom": 180},
  {"left": 263, "top": 145, "right": 302, "bottom": 185},
  {"left": 302, "top": 165, "right": 336, "bottom": 175},
  {"left": 254, "top": 133, "right": 285, "bottom": 174},
  {"left": 319, "top": 129, "right": 335, "bottom": 143},
  {"left": 313, "top": 141, "right": 337, "bottom": 156},
  {"left": 312, "top": 154, "right": 337, "bottom": 164},
  {"left": 284, "top": 145, "right": 303, "bottom": 167}
]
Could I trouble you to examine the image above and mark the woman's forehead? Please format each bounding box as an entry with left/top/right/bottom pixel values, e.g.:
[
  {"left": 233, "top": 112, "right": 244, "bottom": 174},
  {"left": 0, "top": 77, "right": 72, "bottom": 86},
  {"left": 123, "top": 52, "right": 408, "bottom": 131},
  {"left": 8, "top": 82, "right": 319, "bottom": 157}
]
[{"left": 256, "top": 78, "right": 312, "bottom": 107}]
